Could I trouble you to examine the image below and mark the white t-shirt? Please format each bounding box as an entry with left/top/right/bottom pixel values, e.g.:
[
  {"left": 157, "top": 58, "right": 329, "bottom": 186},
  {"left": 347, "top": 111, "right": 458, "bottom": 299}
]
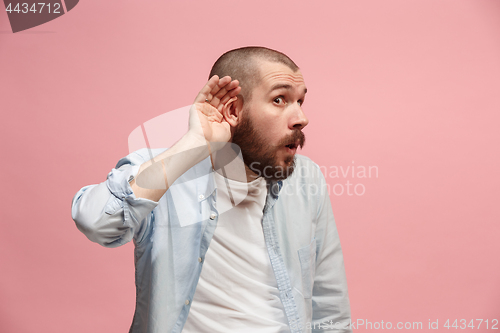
[{"left": 182, "top": 171, "right": 289, "bottom": 333}]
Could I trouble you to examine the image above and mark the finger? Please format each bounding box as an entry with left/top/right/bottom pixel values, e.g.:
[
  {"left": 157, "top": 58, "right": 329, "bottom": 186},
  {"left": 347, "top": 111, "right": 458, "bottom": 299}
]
[
  {"left": 210, "top": 87, "right": 228, "bottom": 107},
  {"left": 219, "top": 84, "right": 241, "bottom": 105},
  {"left": 210, "top": 79, "right": 240, "bottom": 107},
  {"left": 214, "top": 79, "right": 239, "bottom": 100},
  {"left": 218, "top": 96, "right": 238, "bottom": 113},
  {"left": 194, "top": 75, "right": 219, "bottom": 104},
  {"left": 209, "top": 76, "right": 231, "bottom": 94},
  {"left": 208, "top": 76, "right": 232, "bottom": 102}
]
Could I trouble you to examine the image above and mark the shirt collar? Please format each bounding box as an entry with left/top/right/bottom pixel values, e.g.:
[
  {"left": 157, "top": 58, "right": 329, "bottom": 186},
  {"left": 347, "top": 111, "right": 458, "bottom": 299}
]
[{"left": 199, "top": 156, "right": 284, "bottom": 200}]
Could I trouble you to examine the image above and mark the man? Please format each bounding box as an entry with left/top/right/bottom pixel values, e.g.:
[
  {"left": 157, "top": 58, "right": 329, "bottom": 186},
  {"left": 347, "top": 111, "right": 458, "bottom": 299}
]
[{"left": 72, "top": 46, "right": 352, "bottom": 332}]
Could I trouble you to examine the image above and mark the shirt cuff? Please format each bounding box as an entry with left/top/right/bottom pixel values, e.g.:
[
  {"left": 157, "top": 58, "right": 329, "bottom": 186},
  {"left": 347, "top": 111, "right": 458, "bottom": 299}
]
[{"left": 105, "top": 162, "right": 158, "bottom": 230}]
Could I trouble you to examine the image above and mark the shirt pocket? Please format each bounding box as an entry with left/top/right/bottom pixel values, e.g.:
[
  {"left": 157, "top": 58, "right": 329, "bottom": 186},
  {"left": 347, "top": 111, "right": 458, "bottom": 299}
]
[{"left": 297, "top": 237, "right": 317, "bottom": 299}]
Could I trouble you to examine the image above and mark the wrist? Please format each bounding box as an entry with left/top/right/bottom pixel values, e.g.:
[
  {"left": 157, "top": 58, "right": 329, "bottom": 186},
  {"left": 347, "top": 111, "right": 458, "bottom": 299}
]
[{"left": 184, "top": 130, "right": 208, "bottom": 148}]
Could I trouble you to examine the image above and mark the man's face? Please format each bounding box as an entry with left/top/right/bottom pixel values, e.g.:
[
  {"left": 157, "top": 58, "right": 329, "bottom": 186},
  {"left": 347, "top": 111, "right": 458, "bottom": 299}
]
[{"left": 232, "top": 59, "right": 309, "bottom": 181}]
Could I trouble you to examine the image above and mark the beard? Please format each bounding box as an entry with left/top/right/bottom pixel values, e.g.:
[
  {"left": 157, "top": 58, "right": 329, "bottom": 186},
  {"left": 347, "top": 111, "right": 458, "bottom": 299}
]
[{"left": 231, "top": 110, "right": 305, "bottom": 181}]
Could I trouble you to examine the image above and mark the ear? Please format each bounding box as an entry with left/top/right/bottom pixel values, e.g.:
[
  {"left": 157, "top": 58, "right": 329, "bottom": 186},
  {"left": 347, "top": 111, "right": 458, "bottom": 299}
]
[{"left": 222, "top": 95, "right": 244, "bottom": 127}]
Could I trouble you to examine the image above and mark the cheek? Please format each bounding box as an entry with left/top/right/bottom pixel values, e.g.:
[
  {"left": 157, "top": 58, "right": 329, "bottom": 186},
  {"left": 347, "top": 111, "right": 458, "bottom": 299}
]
[
  {"left": 264, "top": 125, "right": 285, "bottom": 145},
  {"left": 249, "top": 105, "right": 285, "bottom": 143}
]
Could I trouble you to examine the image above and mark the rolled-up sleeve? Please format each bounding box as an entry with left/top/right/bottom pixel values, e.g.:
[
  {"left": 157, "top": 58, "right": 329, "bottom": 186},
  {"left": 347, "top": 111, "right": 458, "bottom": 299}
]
[
  {"left": 71, "top": 149, "right": 162, "bottom": 248},
  {"left": 311, "top": 164, "right": 352, "bottom": 333}
]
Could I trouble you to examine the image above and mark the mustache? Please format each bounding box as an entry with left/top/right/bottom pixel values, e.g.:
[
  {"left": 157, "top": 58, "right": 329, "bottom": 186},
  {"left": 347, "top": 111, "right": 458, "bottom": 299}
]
[{"left": 278, "top": 129, "right": 306, "bottom": 149}]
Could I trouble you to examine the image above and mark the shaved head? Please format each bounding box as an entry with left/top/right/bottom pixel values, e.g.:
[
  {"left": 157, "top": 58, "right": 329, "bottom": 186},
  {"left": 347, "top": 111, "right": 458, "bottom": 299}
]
[{"left": 209, "top": 46, "right": 299, "bottom": 104}]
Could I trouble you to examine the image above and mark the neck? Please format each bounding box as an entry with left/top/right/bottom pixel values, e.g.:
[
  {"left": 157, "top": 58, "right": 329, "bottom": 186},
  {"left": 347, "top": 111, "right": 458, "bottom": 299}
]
[
  {"left": 243, "top": 163, "right": 262, "bottom": 183},
  {"left": 211, "top": 143, "right": 261, "bottom": 183}
]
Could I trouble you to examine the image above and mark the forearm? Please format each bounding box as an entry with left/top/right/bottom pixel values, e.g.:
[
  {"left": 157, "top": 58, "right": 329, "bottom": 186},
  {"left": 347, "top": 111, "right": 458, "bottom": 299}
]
[
  {"left": 130, "top": 131, "right": 211, "bottom": 202},
  {"left": 72, "top": 75, "right": 238, "bottom": 245},
  {"left": 130, "top": 75, "right": 240, "bottom": 201}
]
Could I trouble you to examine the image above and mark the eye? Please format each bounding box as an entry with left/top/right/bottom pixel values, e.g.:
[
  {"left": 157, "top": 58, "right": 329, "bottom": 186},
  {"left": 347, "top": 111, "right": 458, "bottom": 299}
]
[{"left": 273, "top": 96, "right": 285, "bottom": 105}]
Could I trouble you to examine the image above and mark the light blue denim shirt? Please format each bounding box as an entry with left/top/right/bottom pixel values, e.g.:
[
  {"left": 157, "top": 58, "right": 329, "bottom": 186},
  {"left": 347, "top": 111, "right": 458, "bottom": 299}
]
[{"left": 71, "top": 148, "right": 352, "bottom": 333}]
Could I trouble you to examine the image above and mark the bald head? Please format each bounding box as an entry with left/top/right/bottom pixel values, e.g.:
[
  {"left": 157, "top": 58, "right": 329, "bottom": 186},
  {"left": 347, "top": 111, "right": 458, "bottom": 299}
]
[{"left": 209, "top": 46, "right": 299, "bottom": 104}]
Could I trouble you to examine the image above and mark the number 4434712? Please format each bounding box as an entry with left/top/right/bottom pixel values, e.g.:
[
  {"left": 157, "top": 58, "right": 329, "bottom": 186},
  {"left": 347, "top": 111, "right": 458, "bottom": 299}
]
[
  {"left": 5, "top": 3, "right": 62, "bottom": 14},
  {"left": 444, "top": 319, "right": 498, "bottom": 330}
]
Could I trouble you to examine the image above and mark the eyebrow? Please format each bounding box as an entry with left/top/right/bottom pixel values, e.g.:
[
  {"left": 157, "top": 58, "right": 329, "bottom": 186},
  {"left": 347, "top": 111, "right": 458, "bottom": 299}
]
[{"left": 270, "top": 83, "right": 307, "bottom": 94}]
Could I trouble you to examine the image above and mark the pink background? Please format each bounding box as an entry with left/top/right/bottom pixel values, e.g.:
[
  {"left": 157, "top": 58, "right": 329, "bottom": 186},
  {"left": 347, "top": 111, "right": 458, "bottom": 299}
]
[{"left": 1, "top": 0, "right": 499, "bottom": 332}]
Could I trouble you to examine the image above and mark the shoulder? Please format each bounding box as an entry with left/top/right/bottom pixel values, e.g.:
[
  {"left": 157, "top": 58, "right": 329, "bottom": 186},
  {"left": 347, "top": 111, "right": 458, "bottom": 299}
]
[
  {"left": 289, "top": 154, "right": 324, "bottom": 183},
  {"left": 278, "top": 155, "right": 329, "bottom": 219},
  {"left": 294, "top": 154, "right": 319, "bottom": 169}
]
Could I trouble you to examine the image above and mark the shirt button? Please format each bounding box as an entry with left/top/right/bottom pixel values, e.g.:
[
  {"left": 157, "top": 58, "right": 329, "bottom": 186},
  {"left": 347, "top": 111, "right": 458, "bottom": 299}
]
[
  {"left": 198, "top": 257, "right": 203, "bottom": 263},
  {"left": 198, "top": 194, "right": 204, "bottom": 200},
  {"left": 185, "top": 299, "right": 190, "bottom": 305},
  {"left": 209, "top": 213, "right": 216, "bottom": 220}
]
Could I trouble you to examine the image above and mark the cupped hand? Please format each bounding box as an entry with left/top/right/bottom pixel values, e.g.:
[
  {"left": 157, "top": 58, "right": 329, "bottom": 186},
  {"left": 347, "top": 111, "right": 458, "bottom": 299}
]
[{"left": 188, "top": 75, "right": 241, "bottom": 147}]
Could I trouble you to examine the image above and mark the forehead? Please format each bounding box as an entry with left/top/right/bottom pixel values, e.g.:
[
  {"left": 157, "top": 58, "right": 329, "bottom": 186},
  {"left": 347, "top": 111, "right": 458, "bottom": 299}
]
[{"left": 255, "top": 60, "right": 306, "bottom": 92}]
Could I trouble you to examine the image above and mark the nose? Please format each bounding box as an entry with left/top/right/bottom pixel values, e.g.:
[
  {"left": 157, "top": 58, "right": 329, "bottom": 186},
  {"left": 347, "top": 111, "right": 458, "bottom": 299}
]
[{"left": 290, "top": 103, "right": 309, "bottom": 130}]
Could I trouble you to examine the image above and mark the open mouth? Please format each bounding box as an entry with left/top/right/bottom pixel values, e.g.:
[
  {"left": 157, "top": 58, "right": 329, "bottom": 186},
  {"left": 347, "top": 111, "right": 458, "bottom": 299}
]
[
  {"left": 285, "top": 140, "right": 300, "bottom": 149},
  {"left": 284, "top": 141, "right": 299, "bottom": 154}
]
